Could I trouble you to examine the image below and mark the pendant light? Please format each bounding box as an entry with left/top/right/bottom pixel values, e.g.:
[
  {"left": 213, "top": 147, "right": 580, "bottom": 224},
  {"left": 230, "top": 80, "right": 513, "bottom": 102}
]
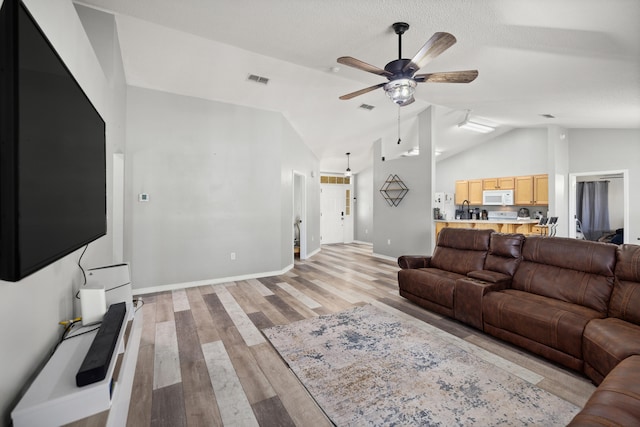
[
  {"left": 397, "top": 107, "right": 402, "bottom": 144},
  {"left": 345, "top": 152, "right": 352, "bottom": 177}
]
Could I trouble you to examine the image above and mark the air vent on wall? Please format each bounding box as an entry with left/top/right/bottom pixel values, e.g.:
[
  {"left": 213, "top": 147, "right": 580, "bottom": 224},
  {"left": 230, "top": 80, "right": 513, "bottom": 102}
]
[
  {"left": 359, "top": 103, "right": 375, "bottom": 111},
  {"left": 247, "top": 74, "right": 269, "bottom": 85}
]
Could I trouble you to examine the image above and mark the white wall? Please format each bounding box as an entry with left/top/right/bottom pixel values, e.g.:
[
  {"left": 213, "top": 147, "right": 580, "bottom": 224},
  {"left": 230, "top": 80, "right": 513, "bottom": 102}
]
[
  {"left": 125, "top": 86, "right": 319, "bottom": 289},
  {"left": 0, "top": 1, "right": 123, "bottom": 423}
]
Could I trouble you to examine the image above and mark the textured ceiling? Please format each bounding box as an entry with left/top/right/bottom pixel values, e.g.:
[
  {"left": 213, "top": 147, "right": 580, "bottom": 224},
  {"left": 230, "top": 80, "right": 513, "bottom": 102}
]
[{"left": 75, "top": 0, "right": 640, "bottom": 173}]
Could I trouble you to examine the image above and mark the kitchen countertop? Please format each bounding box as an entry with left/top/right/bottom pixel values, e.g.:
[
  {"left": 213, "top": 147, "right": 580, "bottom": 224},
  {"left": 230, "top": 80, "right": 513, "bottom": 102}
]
[{"left": 435, "top": 219, "right": 541, "bottom": 224}]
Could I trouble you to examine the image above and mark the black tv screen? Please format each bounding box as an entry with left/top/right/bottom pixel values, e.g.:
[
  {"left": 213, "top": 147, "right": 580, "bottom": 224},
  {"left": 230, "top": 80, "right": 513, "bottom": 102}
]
[{"left": 0, "top": 0, "right": 106, "bottom": 282}]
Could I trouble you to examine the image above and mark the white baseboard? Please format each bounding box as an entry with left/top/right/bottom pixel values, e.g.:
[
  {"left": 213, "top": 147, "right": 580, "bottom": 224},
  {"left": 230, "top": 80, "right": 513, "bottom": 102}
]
[
  {"left": 352, "top": 240, "right": 373, "bottom": 245},
  {"left": 372, "top": 252, "right": 398, "bottom": 262},
  {"left": 305, "top": 247, "right": 321, "bottom": 258},
  {"left": 133, "top": 264, "right": 294, "bottom": 295}
]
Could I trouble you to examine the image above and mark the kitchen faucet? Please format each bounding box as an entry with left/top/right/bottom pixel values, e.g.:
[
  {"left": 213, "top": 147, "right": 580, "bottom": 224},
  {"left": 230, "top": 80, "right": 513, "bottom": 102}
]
[{"left": 462, "top": 200, "right": 470, "bottom": 219}]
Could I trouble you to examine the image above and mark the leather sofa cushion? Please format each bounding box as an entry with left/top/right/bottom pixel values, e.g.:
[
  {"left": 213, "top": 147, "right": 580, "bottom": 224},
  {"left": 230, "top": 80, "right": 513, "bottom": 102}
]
[
  {"left": 568, "top": 355, "right": 640, "bottom": 426},
  {"left": 583, "top": 317, "right": 640, "bottom": 381},
  {"left": 484, "top": 233, "right": 524, "bottom": 276},
  {"left": 512, "top": 236, "right": 616, "bottom": 314},
  {"left": 483, "top": 289, "right": 605, "bottom": 359},
  {"left": 467, "top": 269, "right": 511, "bottom": 285},
  {"left": 431, "top": 228, "right": 492, "bottom": 275},
  {"left": 521, "top": 236, "right": 617, "bottom": 275},
  {"left": 609, "top": 244, "right": 640, "bottom": 324},
  {"left": 397, "top": 268, "right": 463, "bottom": 309}
]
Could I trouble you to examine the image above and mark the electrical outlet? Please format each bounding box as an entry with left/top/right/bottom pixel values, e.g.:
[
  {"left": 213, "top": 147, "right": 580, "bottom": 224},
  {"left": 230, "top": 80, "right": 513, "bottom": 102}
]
[
  {"left": 365, "top": 229, "right": 368, "bottom": 234},
  {"left": 387, "top": 239, "right": 391, "bottom": 245},
  {"left": 230, "top": 252, "right": 236, "bottom": 260}
]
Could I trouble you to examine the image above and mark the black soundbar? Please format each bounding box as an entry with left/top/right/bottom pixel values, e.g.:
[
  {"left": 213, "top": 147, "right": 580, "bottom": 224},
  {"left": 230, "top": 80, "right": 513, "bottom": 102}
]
[{"left": 76, "top": 302, "right": 127, "bottom": 387}]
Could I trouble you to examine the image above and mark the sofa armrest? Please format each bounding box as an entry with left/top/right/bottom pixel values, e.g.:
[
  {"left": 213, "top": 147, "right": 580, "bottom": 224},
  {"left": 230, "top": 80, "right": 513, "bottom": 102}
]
[
  {"left": 398, "top": 255, "right": 431, "bottom": 269},
  {"left": 467, "top": 270, "right": 512, "bottom": 287},
  {"left": 454, "top": 277, "right": 511, "bottom": 330}
]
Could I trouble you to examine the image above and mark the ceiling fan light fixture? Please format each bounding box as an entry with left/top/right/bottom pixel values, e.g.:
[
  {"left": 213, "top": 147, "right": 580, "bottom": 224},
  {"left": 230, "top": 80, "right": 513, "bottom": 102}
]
[{"left": 384, "top": 78, "right": 416, "bottom": 105}]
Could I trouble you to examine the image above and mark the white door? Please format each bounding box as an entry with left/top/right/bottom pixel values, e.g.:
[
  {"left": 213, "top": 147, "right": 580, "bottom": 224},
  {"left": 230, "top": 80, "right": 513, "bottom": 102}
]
[{"left": 321, "top": 185, "right": 346, "bottom": 244}]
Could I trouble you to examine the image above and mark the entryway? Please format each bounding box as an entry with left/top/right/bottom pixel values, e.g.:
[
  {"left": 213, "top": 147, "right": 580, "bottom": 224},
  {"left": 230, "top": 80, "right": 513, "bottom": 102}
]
[
  {"left": 320, "top": 183, "right": 353, "bottom": 244},
  {"left": 568, "top": 169, "right": 629, "bottom": 243}
]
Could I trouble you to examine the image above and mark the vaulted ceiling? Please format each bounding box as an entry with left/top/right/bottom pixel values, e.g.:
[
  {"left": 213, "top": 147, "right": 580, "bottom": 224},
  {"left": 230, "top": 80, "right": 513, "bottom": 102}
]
[{"left": 76, "top": 0, "right": 640, "bottom": 173}]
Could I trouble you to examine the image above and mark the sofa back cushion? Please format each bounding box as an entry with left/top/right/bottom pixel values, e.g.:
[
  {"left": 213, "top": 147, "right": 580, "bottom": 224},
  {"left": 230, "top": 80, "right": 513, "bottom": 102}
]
[
  {"left": 431, "top": 228, "right": 492, "bottom": 275},
  {"left": 512, "top": 236, "right": 616, "bottom": 314},
  {"left": 609, "top": 244, "right": 640, "bottom": 325},
  {"left": 484, "top": 233, "right": 525, "bottom": 276}
]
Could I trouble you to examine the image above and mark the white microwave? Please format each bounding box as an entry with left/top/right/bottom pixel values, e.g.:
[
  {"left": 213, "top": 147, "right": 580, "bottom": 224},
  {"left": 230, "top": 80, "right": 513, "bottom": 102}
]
[{"left": 483, "top": 189, "right": 514, "bottom": 206}]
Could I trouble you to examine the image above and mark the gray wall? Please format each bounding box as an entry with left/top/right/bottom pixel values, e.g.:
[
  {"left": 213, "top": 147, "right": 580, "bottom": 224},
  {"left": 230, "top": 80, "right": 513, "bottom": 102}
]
[
  {"left": 0, "top": 1, "right": 124, "bottom": 423},
  {"left": 125, "top": 86, "right": 320, "bottom": 289},
  {"left": 354, "top": 167, "right": 374, "bottom": 243},
  {"left": 568, "top": 129, "right": 640, "bottom": 243},
  {"left": 373, "top": 107, "right": 434, "bottom": 258},
  {"left": 436, "top": 128, "right": 549, "bottom": 194},
  {"left": 280, "top": 116, "right": 322, "bottom": 258}
]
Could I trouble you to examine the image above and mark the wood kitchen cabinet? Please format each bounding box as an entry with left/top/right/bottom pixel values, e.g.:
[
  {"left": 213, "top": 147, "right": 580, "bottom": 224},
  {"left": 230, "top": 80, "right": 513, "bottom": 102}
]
[
  {"left": 533, "top": 174, "right": 548, "bottom": 205},
  {"left": 515, "top": 174, "right": 548, "bottom": 205},
  {"left": 455, "top": 179, "right": 483, "bottom": 205},
  {"left": 468, "top": 179, "right": 483, "bottom": 205},
  {"left": 455, "top": 180, "right": 469, "bottom": 205},
  {"left": 483, "top": 176, "right": 515, "bottom": 190}
]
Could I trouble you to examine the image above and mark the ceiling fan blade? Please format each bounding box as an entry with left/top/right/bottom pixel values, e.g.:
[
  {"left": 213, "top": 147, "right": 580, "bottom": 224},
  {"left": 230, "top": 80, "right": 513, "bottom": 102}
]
[
  {"left": 402, "top": 32, "right": 457, "bottom": 73},
  {"left": 414, "top": 70, "right": 479, "bottom": 83},
  {"left": 339, "top": 83, "right": 386, "bottom": 100},
  {"left": 338, "top": 56, "right": 393, "bottom": 77}
]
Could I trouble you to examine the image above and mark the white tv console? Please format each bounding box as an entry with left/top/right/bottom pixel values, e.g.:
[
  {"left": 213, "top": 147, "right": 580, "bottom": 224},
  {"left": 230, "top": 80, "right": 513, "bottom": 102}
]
[{"left": 11, "top": 302, "right": 142, "bottom": 427}]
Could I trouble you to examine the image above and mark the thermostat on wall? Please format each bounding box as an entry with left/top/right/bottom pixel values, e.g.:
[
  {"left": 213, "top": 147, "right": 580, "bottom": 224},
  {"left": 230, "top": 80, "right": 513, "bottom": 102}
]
[{"left": 138, "top": 193, "right": 149, "bottom": 202}]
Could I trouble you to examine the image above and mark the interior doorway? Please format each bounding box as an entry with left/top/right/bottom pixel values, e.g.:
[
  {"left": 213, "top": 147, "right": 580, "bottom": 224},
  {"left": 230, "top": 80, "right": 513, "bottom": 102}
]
[
  {"left": 568, "top": 169, "right": 629, "bottom": 243},
  {"left": 293, "top": 171, "right": 307, "bottom": 260}
]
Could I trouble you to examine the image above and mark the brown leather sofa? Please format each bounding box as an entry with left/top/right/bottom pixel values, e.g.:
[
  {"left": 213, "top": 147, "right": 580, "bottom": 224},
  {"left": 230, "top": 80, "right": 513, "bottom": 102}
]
[
  {"left": 398, "top": 228, "right": 493, "bottom": 318},
  {"left": 398, "top": 229, "right": 640, "bottom": 426}
]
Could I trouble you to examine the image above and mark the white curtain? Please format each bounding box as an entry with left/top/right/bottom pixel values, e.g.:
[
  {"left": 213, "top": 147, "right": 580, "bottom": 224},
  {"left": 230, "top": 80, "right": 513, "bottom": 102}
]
[{"left": 576, "top": 181, "right": 610, "bottom": 241}]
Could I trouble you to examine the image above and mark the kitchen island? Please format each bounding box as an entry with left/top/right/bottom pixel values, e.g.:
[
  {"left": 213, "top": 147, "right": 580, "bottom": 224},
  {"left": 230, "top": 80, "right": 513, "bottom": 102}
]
[{"left": 435, "top": 219, "right": 544, "bottom": 239}]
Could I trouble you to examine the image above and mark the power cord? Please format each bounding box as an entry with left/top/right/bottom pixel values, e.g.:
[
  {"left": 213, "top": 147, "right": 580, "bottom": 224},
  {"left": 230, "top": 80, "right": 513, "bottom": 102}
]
[
  {"left": 53, "top": 317, "right": 82, "bottom": 353},
  {"left": 133, "top": 297, "right": 145, "bottom": 312},
  {"left": 75, "top": 244, "right": 89, "bottom": 299}
]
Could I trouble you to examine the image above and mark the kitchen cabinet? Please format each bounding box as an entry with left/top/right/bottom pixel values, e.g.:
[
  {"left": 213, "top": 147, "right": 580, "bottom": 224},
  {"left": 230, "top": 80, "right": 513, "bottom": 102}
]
[
  {"left": 468, "top": 179, "right": 483, "bottom": 205},
  {"left": 483, "top": 177, "right": 515, "bottom": 190},
  {"left": 533, "top": 174, "right": 549, "bottom": 205},
  {"left": 515, "top": 174, "right": 548, "bottom": 205},
  {"left": 455, "top": 179, "right": 483, "bottom": 205},
  {"left": 455, "top": 180, "right": 469, "bottom": 205}
]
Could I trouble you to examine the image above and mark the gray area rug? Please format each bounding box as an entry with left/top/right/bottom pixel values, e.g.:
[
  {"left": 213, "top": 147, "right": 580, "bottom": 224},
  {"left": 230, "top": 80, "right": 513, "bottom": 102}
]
[{"left": 262, "top": 304, "right": 580, "bottom": 426}]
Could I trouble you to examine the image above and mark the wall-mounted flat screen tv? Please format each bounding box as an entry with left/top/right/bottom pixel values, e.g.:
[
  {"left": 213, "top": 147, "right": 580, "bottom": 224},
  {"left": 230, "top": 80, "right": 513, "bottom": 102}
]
[{"left": 0, "top": 0, "right": 106, "bottom": 282}]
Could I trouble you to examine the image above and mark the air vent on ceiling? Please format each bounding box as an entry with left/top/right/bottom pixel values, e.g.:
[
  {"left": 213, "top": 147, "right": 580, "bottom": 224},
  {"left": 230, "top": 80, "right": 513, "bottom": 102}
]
[
  {"left": 247, "top": 74, "right": 269, "bottom": 85},
  {"left": 359, "top": 103, "right": 375, "bottom": 110}
]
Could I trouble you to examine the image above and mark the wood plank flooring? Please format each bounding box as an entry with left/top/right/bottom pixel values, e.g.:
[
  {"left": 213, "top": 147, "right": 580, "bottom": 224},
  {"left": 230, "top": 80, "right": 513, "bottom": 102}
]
[{"left": 126, "top": 243, "right": 595, "bottom": 426}]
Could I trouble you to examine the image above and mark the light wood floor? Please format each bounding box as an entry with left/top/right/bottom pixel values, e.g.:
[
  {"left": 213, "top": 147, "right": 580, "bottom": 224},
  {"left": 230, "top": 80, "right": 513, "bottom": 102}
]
[{"left": 125, "top": 243, "right": 595, "bottom": 427}]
